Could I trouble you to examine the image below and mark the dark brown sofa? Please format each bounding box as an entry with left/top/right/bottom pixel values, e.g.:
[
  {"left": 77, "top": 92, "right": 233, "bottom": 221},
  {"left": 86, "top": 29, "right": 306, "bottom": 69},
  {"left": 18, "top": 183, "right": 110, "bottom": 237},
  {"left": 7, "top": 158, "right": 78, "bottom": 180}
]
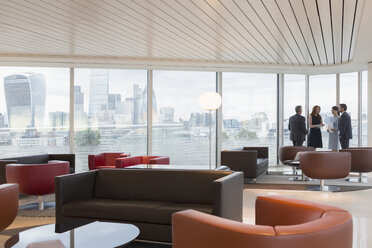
[
  {"left": 0, "top": 154, "right": 75, "bottom": 184},
  {"left": 221, "top": 147, "right": 268, "bottom": 182},
  {"left": 55, "top": 169, "right": 243, "bottom": 243}
]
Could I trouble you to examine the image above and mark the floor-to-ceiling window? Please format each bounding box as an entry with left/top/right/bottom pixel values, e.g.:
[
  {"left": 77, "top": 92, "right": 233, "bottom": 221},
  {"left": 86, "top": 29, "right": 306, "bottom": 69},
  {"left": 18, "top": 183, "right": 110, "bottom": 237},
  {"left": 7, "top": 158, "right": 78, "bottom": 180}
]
[
  {"left": 0, "top": 67, "right": 70, "bottom": 158},
  {"left": 152, "top": 71, "right": 216, "bottom": 166},
  {"left": 283, "top": 74, "right": 306, "bottom": 146},
  {"left": 309, "top": 74, "right": 336, "bottom": 150},
  {"left": 340, "top": 72, "right": 359, "bottom": 147},
  {"left": 74, "top": 69, "right": 147, "bottom": 172},
  {"left": 222, "top": 73, "right": 277, "bottom": 165},
  {"left": 362, "top": 71, "right": 368, "bottom": 146}
]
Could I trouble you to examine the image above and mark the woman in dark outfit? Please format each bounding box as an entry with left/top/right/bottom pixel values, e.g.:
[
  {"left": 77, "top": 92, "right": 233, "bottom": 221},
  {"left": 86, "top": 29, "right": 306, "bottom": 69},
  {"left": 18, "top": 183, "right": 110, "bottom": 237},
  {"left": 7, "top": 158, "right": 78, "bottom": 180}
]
[{"left": 308, "top": 105, "right": 325, "bottom": 148}]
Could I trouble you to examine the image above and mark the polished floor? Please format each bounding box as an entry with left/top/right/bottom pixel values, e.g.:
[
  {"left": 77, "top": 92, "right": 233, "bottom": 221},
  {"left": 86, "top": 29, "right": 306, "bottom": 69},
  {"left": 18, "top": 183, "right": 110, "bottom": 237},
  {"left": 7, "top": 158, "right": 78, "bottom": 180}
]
[
  {"left": 1, "top": 173, "right": 372, "bottom": 248},
  {"left": 243, "top": 173, "right": 372, "bottom": 248}
]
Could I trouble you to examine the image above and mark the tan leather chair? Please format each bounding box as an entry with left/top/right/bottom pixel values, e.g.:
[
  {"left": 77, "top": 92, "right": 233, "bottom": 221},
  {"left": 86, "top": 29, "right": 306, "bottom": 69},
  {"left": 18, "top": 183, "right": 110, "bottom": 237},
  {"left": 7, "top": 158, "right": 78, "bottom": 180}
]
[
  {"left": 0, "top": 183, "right": 19, "bottom": 232},
  {"left": 278, "top": 146, "right": 315, "bottom": 180},
  {"left": 172, "top": 196, "right": 353, "bottom": 248},
  {"left": 340, "top": 148, "right": 372, "bottom": 183},
  {"left": 300, "top": 152, "right": 351, "bottom": 191}
]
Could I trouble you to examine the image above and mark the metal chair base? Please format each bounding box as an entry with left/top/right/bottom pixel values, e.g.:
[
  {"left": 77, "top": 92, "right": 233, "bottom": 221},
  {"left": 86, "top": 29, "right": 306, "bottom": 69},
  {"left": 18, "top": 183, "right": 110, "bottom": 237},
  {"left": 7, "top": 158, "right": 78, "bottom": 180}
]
[
  {"left": 346, "top": 173, "right": 368, "bottom": 183},
  {"left": 307, "top": 185, "right": 340, "bottom": 192}
]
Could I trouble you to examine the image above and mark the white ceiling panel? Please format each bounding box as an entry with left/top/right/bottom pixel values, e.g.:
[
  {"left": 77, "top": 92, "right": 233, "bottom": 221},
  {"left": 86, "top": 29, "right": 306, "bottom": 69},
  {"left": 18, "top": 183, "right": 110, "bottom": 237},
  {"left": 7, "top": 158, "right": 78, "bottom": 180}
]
[{"left": 0, "top": 0, "right": 367, "bottom": 68}]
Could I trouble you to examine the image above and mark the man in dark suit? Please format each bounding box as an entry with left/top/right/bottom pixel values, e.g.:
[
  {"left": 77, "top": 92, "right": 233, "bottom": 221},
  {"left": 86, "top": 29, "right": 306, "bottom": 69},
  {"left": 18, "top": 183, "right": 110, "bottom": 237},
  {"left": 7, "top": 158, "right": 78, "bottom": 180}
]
[
  {"left": 338, "top": 103, "right": 353, "bottom": 149},
  {"left": 288, "top": 105, "right": 308, "bottom": 146}
]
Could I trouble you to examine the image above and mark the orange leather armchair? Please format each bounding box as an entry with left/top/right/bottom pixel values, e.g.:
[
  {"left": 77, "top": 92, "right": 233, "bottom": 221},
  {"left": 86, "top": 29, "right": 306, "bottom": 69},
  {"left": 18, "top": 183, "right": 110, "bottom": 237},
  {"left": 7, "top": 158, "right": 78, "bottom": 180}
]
[
  {"left": 115, "top": 156, "right": 170, "bottom": 168},
  {"left": 340, "top": 148, "right": 372, "bottom": 183},
  {"left": 0, "top": 183, "right": 19, "bottom": 232},
  {"left": 300, "top": 151, "right": 351, "bottom": 191},
  {"left": 88, "top": 152, "right": 131, "bottom": 170},
  {"left": 172, "top": 196, "right": 352, "bottom": 248}
]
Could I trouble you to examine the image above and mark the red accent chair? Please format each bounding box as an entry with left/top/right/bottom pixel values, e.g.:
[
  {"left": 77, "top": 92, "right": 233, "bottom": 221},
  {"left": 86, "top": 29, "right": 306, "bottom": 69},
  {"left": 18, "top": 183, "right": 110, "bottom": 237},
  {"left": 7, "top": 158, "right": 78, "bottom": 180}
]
[
  {"left": 88, "top": 153, "right": 131, "bottom": 170},
  {"left": 6, "top": 161, "right": 70, "bottom": 210},
  {"left": 0, "top": 183, "right": 19, "bottom": 232},
  {"left": 116, "top": 156, "right": 170, "bottom": 168}
]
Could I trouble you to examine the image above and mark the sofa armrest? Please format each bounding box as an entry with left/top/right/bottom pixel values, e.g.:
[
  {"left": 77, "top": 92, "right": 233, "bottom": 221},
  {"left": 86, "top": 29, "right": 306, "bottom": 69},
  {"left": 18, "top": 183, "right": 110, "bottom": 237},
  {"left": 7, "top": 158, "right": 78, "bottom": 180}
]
[
  {"left": 213, "top": 171, "right": 243, "bottom": 222},
  {"left": 172, "top": 210, "right": 275, "bottom": 248},
  {"left": 243, "top": 147, "right": 268, "bottom": 158},
  {"left": 149, "top": 156, "right": 170, "bottom": 165},
  {"left": 0, "top": 160, "right": 17, "bottom": 184},
  {"left": 49, "top": 154, "right": 75, "bottom": 173},
  {"left": 55, "top": 171, "right": 97, "bottom": 207}
]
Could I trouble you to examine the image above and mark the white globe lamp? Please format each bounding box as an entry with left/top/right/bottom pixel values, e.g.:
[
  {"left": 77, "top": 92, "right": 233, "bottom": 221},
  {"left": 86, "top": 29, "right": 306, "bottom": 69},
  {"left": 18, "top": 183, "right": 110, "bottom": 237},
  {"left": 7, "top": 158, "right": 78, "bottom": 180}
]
[{"left": 199, "top": 92, "right": 222, "bottom": 169}]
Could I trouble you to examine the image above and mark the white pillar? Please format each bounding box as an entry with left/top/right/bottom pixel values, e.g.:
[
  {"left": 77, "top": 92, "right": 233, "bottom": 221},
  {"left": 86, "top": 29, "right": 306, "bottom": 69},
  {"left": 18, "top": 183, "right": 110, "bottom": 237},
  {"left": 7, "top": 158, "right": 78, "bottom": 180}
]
[
  {"left": 336, "top": 73, "right": 340, "bottom": 105},
  {"left": 305, "top": 75, "right": 310, "bottom": 128},
  {"left": 216, "top": 72, "right": 222, "bottom": 167},
  {"left": 69, "top": 68, "right": 75, "bottom": 154},
  {"left": 358, "top": 71, "right": 362, "bottom": 147},
  {"left": 368, "top": 64, "right": 372, "bottom": 146},
  {"left": 147, "top": 70, "right": 153, "bottom": 155}
]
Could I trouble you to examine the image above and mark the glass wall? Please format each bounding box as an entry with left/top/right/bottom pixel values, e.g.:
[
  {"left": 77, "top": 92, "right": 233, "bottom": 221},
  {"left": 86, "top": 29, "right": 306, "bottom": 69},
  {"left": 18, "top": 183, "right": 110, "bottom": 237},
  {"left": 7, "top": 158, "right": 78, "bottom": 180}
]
[
  {"left": 222, "top": 73, "right": 277, "bottom": 165},
  {"left": 309, "top": 74, "right": 336, "bottom": 150},
  {"left": 283, "top": 74, "right": 306, "bottom": 146},
  {"left": 74, "top": 69, "right": 147, "bottom": 172},
  {"left": 362, "top": 71, "right": 368, "bottom": 146},
  {"left": 0, "top": 67, "right": 69, "bottom": 158},
  {"left": 152, "top": 71, "right": 216, "bottom": 166},
  {"left": 340, "top": 72, "right": 359, "bottom": 147}
]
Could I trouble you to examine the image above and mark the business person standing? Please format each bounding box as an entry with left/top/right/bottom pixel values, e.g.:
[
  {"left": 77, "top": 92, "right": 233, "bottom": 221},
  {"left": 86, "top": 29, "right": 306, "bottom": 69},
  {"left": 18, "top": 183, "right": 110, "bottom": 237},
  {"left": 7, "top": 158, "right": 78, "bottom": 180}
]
[
  {"left": 288, "top": 105, "right": 308, "bottom": 146},
  {"left": 308, "top": 105, "right": 325, "bottom": 148},
  {"left": 338, "top": 103, "right": 352, "bottom": 149}
]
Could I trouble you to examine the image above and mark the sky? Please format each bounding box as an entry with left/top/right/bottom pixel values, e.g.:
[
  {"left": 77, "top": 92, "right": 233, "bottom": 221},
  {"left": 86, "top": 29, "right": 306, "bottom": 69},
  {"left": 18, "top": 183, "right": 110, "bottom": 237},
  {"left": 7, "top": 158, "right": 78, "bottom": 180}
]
[{"left": 0, "top": 67, "right": 364, "bottom": 125}]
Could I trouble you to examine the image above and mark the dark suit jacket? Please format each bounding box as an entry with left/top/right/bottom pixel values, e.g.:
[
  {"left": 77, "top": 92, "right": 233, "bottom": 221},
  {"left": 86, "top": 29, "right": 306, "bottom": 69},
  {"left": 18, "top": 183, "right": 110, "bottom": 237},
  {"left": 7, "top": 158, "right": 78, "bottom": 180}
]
[
  {"left": 288, "top": 114, "right": 308, "bottom": 141},
  {"left": 338, "top": 112, "right": 352, "bottom": 140}
]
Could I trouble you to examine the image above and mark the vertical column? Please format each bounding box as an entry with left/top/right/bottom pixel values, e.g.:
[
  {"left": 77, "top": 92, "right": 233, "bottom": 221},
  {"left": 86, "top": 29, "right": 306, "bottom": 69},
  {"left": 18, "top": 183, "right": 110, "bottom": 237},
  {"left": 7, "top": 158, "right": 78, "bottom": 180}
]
[
  {"left": 368, "top": 64, "right": 372, "bottom": 146},
  {"left": 216, "top": 72, "right": 222, "bottom": 167},
  {"left": 358, "top": 71, "right": 362, "bottom": 147},
  {"left": 276, "top": 74, "right": 284, "bottom": 165},
  {"left": 336, "top": 73, "right": 340, "bottom": 105},
  {"left": 278, "top": 74, "right": 284, "bottom": 146},
  {"left": 147, "top": 70, "right": 153, "bottom": 155},
  {"left": 69, "top": 68, "right": 75, "bottom": 154},
  {"left": 305, "top": 75, "right": 310, "bottom": 128}
]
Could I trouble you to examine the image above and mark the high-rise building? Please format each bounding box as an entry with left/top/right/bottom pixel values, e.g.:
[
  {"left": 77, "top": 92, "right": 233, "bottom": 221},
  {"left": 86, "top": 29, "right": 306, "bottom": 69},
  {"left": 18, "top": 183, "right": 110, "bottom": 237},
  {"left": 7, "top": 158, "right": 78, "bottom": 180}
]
[
  {"left": 88, "top": 69, "right": 109, "bottom": 117},
  {"left": 0, "top": 113, "right": 5, "bottom": 128},
  {"left": 49, "top": 111, "right": 68, "bottom": 131},
  {"left": 4, "top": 73, "right": 46, "bottom": 129},
  {"left": 133, "top": 84, "right": 141, "bottom": 124},
  {"left": 159, "top": 107, "right": 174, "bottom": 123},
  {"left": 139, "top": 86, "right": 158, "bottom": 124},
  {"left": 108, "top": 94, "right": 121, "bottom": 111}
]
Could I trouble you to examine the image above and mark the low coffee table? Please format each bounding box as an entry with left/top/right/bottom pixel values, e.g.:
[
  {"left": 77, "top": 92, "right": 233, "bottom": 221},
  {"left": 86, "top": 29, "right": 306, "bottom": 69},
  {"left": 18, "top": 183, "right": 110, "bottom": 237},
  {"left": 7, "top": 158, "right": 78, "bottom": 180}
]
[
  {"left": 5, "top": 222, "right": 139, "bottom": 248},
  {"left": 288, "top": 161, "right": 309, "bottom": 181}
]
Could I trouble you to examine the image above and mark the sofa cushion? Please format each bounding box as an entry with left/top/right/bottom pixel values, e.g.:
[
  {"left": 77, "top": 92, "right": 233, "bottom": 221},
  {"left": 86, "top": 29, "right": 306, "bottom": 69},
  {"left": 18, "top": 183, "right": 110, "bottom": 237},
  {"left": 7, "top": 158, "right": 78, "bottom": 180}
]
[
  {"left": 94, "top": 169, "right": 230, "bottom": 204},
  {"left": 257, "top": 158, "right": 268, "bottom": 167},
  {"left": 62, "top": 198, "right": 212, "bottom": 225}
]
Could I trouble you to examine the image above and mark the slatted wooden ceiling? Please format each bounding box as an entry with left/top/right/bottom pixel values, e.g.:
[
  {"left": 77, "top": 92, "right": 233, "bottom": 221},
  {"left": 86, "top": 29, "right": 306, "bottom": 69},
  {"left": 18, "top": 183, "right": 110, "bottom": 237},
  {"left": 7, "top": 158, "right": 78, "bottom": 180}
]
[{"left": 0, "top": 0, "right": 365, "bottom": 66}]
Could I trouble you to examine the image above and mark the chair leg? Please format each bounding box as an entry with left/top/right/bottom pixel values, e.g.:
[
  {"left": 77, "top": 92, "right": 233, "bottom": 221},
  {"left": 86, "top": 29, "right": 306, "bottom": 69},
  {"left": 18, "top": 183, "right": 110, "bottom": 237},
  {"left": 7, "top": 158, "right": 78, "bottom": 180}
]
[{"left": 38, "top": 195, "right": 44, "bottom": 210}]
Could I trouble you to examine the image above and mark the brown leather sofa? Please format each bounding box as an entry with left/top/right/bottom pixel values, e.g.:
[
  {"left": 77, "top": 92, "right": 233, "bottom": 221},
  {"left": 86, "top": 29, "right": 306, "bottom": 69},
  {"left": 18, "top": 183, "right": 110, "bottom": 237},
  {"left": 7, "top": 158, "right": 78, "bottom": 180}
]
[
  {"left": 0, "top": 183, "right": 19, "bottom": 232},
  {"left": 221, "top": 147, "right": 268, "bottom": 182},
  {"left": 0, "top": 153, "right": 75, "bottom": 184},
  {"left": 300, "top": 152, "right": 351, "bottom": 191},
  {"left": 340, "top": 148, "right": 372, "bottom": 182},
  {"left": 172, "top": 195, "right": 353, "bottom": 248},
  {"left": 55, "top": 169, "right": 243, "bottom": 242}
]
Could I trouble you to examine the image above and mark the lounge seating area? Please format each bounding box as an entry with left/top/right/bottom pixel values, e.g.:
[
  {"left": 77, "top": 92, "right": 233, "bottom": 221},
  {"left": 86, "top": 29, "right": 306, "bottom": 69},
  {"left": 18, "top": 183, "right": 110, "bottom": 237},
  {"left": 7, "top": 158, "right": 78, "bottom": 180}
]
[{"left": 2, "top": 0, "right": 372, "bottom": 247}]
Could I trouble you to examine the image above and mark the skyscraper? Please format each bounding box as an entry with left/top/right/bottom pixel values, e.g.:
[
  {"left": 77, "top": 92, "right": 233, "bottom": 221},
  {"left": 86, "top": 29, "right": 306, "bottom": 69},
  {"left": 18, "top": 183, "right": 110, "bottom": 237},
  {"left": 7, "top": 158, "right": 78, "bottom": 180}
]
[
  {"left": 88, "top": 69, "right": 109, "bottom": 117},
  {"left": 139, "top": 85, "right": 158, "bottom": 124},
  {"left": 3, "top": 73, "right": 46, "bottom": 129}
]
